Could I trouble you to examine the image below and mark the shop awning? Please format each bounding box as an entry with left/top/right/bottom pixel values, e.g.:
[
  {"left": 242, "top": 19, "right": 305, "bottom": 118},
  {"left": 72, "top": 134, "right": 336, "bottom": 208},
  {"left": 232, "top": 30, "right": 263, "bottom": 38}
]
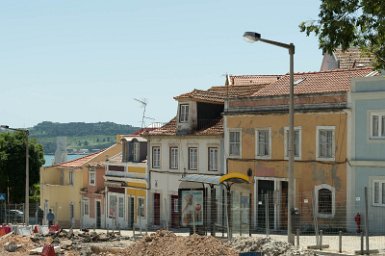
[{"left": 180, "top": 172, "right": 250, "bottom": 186}]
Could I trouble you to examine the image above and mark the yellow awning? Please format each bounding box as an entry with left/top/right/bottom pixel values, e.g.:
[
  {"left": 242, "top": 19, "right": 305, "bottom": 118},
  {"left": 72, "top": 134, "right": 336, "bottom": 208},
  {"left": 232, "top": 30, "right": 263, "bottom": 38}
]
[{"left": 219, "top": 172, "right": 250, "bottom": 184}]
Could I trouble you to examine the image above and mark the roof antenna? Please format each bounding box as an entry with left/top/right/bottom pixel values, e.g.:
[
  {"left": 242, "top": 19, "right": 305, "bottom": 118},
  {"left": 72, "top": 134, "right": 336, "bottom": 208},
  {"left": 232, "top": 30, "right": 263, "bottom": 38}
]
[
  {"left": 134, "top": 98, "right": 148, "bottom": 128},
  {"left": 134, "top": 98, "right": 155, "bottom": 128}
]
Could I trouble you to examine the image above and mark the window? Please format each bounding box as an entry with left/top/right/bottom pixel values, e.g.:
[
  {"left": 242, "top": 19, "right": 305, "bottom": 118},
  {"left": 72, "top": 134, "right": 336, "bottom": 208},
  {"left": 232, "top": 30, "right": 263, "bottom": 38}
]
[
  {"left": 109, "top": 195, "right": 117, "bottom": 218},
  {"left": 152, "top": 146, "right": 160, "bottom": 168},
  {"left": 208, "top": 147, "right": 219, "bottom": 171},
  {"left": 179, "top": 104, "right": 189, "bottom": 122},
  {"left": 373, "top": 180, "right": 385, "bottom": 206},
  {"left": 229, "top": 130, "right": 241, "bottom": 157},
  {"left": 83, "top": 199, "right": 89, "bottom": 215},
  {"left": 138, "top": 198, "right": 145, "bottom": 217},
  {"left": 315, "top": 184, "right": 335, "bottom": 218},
  {"left": 284, "top": 127, "right": 301, "bottom": 159},
  {"left": 370, "top": 113, "right": 385, "bottom": 139},
  {"left": 317, "top": 126, "right": 335, "bottom": 160},
  {"left": 89, "top": 170, "right": 96, "bottom": 186},
  {"left": 173, "top": 198, "right": 179, "bottom": 213},
  {"left": 69, "top": 171, "right": 74, "bottom": 185},
  {"left": 170, "top": 147, "right": 179, "bottom": 169},
  {"left": 188, "top": 147, "right": 198, "bottom": 170},
  {"left": 255, "top": 128, "right": 271, "bottom": 158},
  {"left": 118, "top": 197, "right": 124, "bottom": 218},
  {"left": 132, "top": 142, "right": 140, "bottom": 162}
]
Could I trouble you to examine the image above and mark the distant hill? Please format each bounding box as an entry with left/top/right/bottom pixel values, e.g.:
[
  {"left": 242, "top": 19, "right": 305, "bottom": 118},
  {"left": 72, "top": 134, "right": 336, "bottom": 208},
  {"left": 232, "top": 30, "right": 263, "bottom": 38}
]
[{"left": 30, "top": 121, "right": 140, "bottom": 154}]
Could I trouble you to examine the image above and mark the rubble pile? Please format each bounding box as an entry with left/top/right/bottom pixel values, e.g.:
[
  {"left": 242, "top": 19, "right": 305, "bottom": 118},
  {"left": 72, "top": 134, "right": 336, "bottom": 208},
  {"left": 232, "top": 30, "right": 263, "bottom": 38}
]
[
  {"left": 122, "top": 230, "right": 238, "bottom": 256},
  {"left": 0, "top": 228, "right": 130, "bottom": 256},
  {"left": 0, "top": 233, "right": 48, "bottom": 255},
  {"left": 229, "top": 236, "right": 317, "bottom": 256}
]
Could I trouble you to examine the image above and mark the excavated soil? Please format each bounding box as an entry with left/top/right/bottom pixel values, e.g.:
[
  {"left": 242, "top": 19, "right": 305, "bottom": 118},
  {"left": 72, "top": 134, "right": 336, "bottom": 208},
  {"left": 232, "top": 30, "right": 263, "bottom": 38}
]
[{"left": 0, "top": 230, "right": 318, "bottom": 256}]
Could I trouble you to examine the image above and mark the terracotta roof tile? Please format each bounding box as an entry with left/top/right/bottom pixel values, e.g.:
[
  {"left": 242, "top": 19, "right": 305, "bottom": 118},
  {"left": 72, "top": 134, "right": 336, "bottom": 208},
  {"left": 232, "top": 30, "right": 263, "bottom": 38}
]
[
  {"left": 229, "top": 75, "right": 281, "bottom": 85},
  {"left": 253, "top": 68, "right": 377, "bottom": 97},
  {"left": 334, "top": 48, "right": 374, "bottom": 69},
  {"left": 174, "top": 84, "right": 268, "bottom": 103},
  {"left": 145, "top": 117, "right": 223, "bottom": 136},
  {"left": 56, "top": 147, "right": 112, "bottom": 168}
]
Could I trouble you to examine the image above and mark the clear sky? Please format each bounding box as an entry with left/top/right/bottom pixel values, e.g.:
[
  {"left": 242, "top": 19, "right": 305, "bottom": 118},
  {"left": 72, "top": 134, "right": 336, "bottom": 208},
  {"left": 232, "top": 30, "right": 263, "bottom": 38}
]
[{"left": 0, "top": 0, "right": 323, "bottom": 129}]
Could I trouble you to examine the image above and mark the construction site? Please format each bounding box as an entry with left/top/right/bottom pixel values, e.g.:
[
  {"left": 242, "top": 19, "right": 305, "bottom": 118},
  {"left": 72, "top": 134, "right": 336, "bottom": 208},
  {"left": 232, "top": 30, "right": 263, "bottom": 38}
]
[{"left": 0, "top": 224, "right": 323, "bottom": 256}]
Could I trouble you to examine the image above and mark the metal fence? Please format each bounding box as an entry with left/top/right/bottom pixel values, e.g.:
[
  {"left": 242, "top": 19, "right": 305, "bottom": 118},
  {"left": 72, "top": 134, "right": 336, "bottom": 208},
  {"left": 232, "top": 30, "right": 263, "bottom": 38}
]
[
  {"left": 0, "top": 202, "right": 43, "bottom": 225},
  {"left": 143, "top": 186, "right": 385, "bottom": 254}
]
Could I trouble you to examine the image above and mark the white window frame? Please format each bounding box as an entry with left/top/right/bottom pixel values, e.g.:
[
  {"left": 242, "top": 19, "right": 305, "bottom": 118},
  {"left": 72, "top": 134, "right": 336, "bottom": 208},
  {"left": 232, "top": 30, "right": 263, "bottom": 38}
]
[
  {"left": 109, "top": 194, "right": 117, "bottom": 218},
  {"left": 373, "top": 180, "right": 385, "bottom": 206},
  {"left": 188, "top": 147, "right": 198, "bottom": 170},
  {"left": 132, "top": 142, "right": 140, "bottom": 162},
  {"left": 138, "top": 197, "right": 145, "bottom": 217},
  {"left": 179, "top": 104, "right": 189, "bottom": 123},
  {"left": 370, "top": 112, "right": 385, "bottom": 139},
  {"left": 229, "top": 129, "right": 241, "bottom": 157},
  {"left": 316, "top": 126, "right": 336, "bottom": 161},
  {"left": 173, "top": 197, "right": 179, "bottom": 213},
  {"left": 284, "top": 127, "right": 302, "bottom": 160},
  {"left": 152, "top": 146, "right": 160, "bottom": 169},
  {"left": 208, "top": 147, "right": 219, "bottom": 171},
  {"left": 169, "top": 146, "right": 179, "bottom": 170},
  {"left": 314, "top": 184, "right": 335, "bottom": 218},
  {"left": 89, "top": 170, "right": 96, "bottom": 186},
  {"left": 83, "top": 199, "right": 89, "bottom": 216},
  {"left": 255, "top": 128, "right": 271, "bottom": 159}
]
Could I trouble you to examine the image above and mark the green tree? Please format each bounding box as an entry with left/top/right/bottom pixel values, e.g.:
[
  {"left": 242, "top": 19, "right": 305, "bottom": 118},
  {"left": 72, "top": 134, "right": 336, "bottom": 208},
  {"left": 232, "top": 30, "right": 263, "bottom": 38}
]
[
  {"left": 299, "top": 0, "right": 385, "bottom": 69},
  {"left": 0, "top": 131, "right": 45, "bottom": 203}
]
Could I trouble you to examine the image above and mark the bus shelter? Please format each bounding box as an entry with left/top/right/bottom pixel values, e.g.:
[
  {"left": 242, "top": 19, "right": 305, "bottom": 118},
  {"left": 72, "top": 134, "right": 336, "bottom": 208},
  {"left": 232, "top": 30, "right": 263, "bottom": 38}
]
[{"left": 179, "top": 172, "right": 250, "bottom": 239}]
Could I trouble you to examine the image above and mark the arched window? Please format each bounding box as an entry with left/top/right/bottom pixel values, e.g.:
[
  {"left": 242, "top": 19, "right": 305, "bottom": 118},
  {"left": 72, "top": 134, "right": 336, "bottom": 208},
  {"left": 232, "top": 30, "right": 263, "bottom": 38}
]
[
  {"left": 315, "top": 184, "right": 335, "bottom": 218},
  {"left": 318, "top": 188, "right": 332, "bottom": 214}
]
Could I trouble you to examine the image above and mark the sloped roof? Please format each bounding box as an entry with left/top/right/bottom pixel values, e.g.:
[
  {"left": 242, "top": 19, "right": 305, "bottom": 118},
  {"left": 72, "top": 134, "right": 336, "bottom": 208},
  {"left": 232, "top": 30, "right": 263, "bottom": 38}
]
[
  {"left": 253, "top": 68, "right": 377, "bottom": 97},
  {"left": 333, "top": 48, "right": 374, "bottom": 69},
  {"left": 54, "top": 146, "right": 113, "bottom": 168},
  {"left": 228, "top": 75, "right": 281, "bottom": 85},
  {"left": 144, "top": 117, "right": 223, "bottom": 136},
  {"left": 174, "top": 84, "right": 268, "bottom": 103}
]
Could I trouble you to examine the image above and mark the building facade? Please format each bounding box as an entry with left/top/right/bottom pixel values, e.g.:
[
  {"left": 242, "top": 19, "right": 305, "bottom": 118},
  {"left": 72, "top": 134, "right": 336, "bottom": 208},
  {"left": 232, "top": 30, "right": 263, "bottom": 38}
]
[{"left": 348, "top": 76, "right": 385, "bottom": 233}]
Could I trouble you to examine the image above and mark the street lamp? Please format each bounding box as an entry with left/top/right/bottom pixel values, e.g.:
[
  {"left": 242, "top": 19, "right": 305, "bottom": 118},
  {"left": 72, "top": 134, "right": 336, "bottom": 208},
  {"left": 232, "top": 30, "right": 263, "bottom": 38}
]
[
  {"left": 1, "top": 125, "right": 30, "bottom": 226},
  {"left": 243, "top": 32, "right": 295, "bottom": 245}
]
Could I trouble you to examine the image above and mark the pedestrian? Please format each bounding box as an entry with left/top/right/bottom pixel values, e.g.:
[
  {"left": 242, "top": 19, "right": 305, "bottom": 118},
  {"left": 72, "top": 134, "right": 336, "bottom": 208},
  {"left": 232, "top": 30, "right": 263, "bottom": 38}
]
[{"left": 47, "top": 209, "right": 55, "bottom": 227}]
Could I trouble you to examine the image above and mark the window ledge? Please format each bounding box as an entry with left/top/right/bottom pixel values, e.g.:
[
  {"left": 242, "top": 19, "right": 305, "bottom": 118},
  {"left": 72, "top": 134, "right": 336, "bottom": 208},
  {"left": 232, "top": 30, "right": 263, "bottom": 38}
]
[{"left": 317, "top": 213, "right": 334, "bottom": 219}]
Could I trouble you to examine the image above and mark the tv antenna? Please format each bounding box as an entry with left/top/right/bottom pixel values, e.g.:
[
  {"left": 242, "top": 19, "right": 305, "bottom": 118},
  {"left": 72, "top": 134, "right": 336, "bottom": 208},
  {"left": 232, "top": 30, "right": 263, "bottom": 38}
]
[{"left": 134, "top": 98, "right": 154, "bottom": 128}]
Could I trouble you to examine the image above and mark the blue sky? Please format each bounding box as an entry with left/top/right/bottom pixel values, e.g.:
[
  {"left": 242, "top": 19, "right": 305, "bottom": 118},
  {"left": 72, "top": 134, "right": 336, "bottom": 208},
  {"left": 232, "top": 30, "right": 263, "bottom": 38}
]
[{"left": 0, "top": 0, "right": 322, "bottom": 129}]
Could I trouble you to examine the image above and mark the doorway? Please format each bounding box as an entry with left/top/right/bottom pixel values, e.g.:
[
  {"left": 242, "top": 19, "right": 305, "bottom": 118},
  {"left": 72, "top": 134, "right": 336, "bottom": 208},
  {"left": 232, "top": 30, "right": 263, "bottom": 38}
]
[
  {"left": 96, "top": 201, "right": 101, "bottom": 228},
  {"left": 153, "top": 193, "right": 160, "bottom": 226},
  {"left": 257, "top": 180, "right": 274, "bottom": 230}
]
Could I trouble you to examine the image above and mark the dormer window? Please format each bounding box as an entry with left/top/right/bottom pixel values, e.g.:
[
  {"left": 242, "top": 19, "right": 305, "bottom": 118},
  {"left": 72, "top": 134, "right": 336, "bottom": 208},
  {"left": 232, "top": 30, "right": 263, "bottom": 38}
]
[{"left": 179, "top": 104, "right": 189, "bottom": 123}]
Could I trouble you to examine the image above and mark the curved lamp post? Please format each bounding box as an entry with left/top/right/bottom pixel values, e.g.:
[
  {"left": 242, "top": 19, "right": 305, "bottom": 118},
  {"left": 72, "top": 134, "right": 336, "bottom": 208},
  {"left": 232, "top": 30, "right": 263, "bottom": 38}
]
[
  {"left": 243, "top": 32, "right": 295, "bottom": 245},
  {"left": 1, "top": 125, "right": 30, "bottom": 226}
]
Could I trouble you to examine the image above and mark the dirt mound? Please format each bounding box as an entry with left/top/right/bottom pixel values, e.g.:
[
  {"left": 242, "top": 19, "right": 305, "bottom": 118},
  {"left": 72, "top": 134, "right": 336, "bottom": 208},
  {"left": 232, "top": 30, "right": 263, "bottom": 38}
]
[
  {"left": 229, "top": 236, "right": 317, "bottom": 256},
  {"left": 123, "top": 230, "right": 237, "bottom": 256},
  {"left": 0, "top": 234, "right": 49, "bottom": 256}
]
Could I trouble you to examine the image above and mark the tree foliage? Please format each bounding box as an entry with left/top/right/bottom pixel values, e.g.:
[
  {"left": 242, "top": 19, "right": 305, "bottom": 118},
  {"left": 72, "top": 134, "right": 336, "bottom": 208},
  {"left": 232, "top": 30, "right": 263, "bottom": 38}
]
[
  {"left": 0, "top": 131, "right": 45, "bottom": 203},
  {"left": 299, "top": 0, "right": 385, "bottom": 69},
  {"left": 30, "top": 121, "right": 139, "bottom": 137}
]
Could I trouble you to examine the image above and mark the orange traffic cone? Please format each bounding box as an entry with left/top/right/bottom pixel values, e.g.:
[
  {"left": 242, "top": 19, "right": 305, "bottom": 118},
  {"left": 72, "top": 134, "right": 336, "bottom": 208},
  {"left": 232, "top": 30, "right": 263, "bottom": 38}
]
[{"left": 41, "top": 244, "right": 55, "bottom": 256}]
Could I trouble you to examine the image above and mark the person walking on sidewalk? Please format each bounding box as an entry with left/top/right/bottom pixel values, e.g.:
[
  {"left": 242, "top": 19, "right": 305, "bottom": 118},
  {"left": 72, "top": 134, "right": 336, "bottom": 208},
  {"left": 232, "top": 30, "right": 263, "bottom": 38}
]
[{"left": 47, "top": 209, "right": 55, "bottom": 227}]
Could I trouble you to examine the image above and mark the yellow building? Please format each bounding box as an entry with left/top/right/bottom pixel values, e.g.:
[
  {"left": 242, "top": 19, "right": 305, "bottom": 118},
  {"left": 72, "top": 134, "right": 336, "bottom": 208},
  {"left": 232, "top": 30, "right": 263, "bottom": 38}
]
[
  {"left": 224, "top": 68, "right": 376, "bottom": 231},
  {"left": 104, "top": 133, "right": 149, "bottom": 229},
  {"left": 40, "top": 143, "right": 121, "bottom": 228}
]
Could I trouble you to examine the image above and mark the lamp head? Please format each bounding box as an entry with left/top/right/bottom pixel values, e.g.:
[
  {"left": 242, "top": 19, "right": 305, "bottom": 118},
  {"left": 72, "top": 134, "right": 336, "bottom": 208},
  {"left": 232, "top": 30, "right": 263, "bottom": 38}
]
[{"left": 243, "top": 32, "right": 261, "bottom": 43}]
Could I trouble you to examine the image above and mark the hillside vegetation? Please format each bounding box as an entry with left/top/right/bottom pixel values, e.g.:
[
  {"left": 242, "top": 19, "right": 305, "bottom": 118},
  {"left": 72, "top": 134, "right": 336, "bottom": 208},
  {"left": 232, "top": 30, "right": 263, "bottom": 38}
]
[{"left": 30, "top": 121, "right": 140, "bottom": 154}]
